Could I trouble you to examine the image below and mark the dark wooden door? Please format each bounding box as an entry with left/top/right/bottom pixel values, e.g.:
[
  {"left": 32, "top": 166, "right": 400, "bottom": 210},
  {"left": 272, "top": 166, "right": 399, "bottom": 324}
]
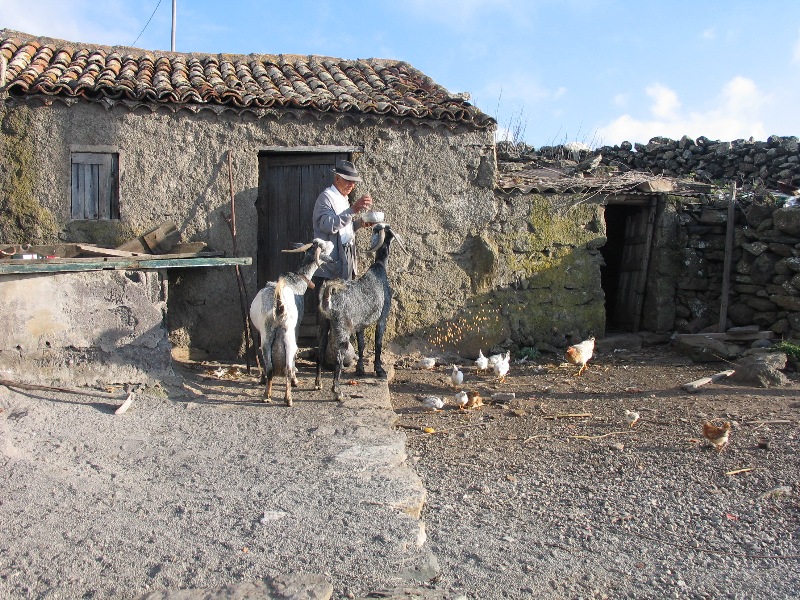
[
  {"left": 256, "top": 152, "right": 348, "bottom": 341},
  {"left": 610, "top": 202, "right": 656, "bottom": 331}
]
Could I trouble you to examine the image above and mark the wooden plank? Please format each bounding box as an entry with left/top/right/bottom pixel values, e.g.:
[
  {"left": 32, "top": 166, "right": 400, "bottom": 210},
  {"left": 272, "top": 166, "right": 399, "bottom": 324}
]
[
  {"left": 75, "top": 244, "right": 142, "bottom": 257},
  {"left": 682, "top": 369, "right": 735, "bottom": 392},
  {"left": 633, "top": 200, "right": 657, "bottom": 332},
  {"left": 674, "top": 331, "right": 774, "bottom": 341},
  {"left": 142, "top": 222, "right": 181, "bottom": 254},
  {"left": 0, "top": 256, "right": 250, "bottom": 275}
]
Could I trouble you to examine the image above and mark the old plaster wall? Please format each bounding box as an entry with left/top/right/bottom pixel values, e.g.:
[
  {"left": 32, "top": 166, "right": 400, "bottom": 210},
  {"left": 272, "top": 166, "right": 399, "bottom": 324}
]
[
  {"left": 393, "top": 191, "right": 607, "bottom": 357},
  {"left": 0, "top": 270, "right": 171, "bottom": 385},
  {"left": 0, "top": 99, "right": 497, "bottom": 358}
]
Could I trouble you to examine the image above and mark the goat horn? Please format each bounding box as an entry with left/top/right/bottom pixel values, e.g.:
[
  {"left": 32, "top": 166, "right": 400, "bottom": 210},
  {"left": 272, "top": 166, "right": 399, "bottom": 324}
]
[
  {"left": 282, "top": 242, "right": 314, "bottom": 253},
  {"left": 368, "top": 228, "right": 386, "bottom": 252},
  {"left": 391, "top": 232, "right": 410, "bottom": 254}
]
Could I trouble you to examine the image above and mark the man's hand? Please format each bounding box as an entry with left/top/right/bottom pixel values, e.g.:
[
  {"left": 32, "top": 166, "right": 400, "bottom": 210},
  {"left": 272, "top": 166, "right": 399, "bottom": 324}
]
[{"left": 352, "top": 194, "right": 373, "bottom": 213}]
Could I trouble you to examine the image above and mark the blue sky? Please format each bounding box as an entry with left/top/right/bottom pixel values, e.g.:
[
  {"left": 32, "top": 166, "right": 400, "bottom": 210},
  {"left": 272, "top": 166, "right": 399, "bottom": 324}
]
[{"left": 5, "top": 0, "right": 800, "bottom": 148}]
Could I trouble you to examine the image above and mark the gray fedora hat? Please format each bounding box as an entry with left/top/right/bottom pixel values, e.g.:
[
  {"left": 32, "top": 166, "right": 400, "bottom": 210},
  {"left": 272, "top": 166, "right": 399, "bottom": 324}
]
[{"left": 333, "top": 160, "right": 363, "bottom": 182}]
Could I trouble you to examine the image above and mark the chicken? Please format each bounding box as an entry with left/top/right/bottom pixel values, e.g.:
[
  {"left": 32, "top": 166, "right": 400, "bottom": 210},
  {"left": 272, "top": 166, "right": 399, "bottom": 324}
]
[
  {"left": 415, "top": 357, "right": 436, "bottom": 370},
  {"left": 420, "top": 396, "right": 445, "bottom": 411},
  {"left": 703, "top": 421, "right": 732, "bottom": 452},
  {"left": 487, "top": 352, "right": 504, "bottom": 367},
  {"left": 454, "top": 390, "right": 468, "bottom": 410},
  {"left": 625, "top": 409, "right": 640, "bottom": 429},
  {"left": 450, "top": 364, "right": 464, "bottom": 387},
  {"left": 493, "top": 351, "right": 511, "bottom": 383},
  {"left": 566, "top": 337, "right": 595, "bottom": 376},
  {"left": 464, "top": 390, "right": 483, "bottom": 410},
  {"left": 475, "top": 350, "right": 489, "bottom": 373}
]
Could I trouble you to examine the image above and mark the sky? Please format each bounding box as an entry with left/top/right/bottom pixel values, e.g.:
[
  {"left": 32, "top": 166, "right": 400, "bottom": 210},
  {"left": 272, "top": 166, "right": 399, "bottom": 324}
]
[{"left": 4, "top": 0, "right": 800, "bottom": 149}]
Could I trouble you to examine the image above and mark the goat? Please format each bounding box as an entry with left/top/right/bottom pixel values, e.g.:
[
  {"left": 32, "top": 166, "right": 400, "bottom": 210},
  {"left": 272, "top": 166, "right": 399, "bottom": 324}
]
[
  {"left": 315, "top": 223, "right": 406, "bottom": 400},
  {"left": 249, "top": 238, "right": 333, "bottom": 406}
]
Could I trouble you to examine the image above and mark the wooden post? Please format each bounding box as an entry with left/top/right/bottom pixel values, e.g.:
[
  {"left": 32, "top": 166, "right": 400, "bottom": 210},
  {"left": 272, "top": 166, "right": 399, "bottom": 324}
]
[
  {"left": 718, "top": 182, "right": 737, "bottom": 332},
  {"left": 225, "top": 151, "right": 253, "bottom": 373}
]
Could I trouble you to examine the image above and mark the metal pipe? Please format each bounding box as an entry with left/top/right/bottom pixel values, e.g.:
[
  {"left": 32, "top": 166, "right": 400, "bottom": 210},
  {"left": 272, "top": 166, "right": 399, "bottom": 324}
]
[{"left": 171, "top": 0, "right": 177, "bottom": 52}]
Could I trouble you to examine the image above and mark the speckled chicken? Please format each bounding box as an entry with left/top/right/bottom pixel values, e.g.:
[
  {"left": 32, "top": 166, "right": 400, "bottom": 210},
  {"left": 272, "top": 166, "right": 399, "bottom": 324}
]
[
  {"left": 566, "top": 337, "right": 595, "bottom": 376},
  {"left": 703, "top": 421, "right": 732, "bottom": 452}
]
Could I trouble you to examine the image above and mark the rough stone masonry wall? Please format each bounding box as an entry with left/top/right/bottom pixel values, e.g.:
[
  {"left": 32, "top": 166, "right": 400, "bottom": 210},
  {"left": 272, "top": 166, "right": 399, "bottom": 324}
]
[
  {"left": 594, "top": 135, "right": 800, "bottom": 190},
  {"left": 671, "top": 193, "right": 800, "bottom": 340}
]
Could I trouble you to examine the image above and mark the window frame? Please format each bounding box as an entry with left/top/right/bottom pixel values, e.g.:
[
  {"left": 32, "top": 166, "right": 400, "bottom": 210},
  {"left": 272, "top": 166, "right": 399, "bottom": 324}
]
[{"left": 70, "top": 149, "right": 120, "bottom": 220}]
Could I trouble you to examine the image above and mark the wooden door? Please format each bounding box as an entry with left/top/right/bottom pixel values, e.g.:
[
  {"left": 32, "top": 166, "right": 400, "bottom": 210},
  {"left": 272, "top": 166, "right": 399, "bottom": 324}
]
[
  {"left": 256, "top": 152, "right": 348, "bottom": 340},
  {"left": 609, "top": 201, "right": 656, "bottom": 331}
]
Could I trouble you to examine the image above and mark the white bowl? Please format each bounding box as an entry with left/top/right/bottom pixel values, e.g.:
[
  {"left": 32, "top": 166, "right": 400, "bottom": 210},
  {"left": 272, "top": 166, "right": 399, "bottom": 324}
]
[{"left": 361, "top": 211, "right": 384, "bottom": 223}]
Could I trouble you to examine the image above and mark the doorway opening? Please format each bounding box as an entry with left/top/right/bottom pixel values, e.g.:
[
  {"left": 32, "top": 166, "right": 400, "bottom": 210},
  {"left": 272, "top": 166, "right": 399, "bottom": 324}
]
[
  {"left": 256, "top": 148, "right": 360, "bottom": 346},
  {"left": 600, "top": 200, "right": 656, "bottom": 333}
]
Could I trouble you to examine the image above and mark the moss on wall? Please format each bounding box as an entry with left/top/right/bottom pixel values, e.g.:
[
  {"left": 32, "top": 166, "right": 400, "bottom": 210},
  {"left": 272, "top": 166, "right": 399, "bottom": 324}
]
[{"left": 0, "top": 105, "right": 59, "bottom": 243}]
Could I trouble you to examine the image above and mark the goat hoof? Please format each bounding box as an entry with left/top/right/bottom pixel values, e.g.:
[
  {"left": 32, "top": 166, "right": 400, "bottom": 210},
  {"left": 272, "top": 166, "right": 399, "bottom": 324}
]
[
  {"left": 355, "top": 366, "right": 366, "bottom": 376},
  {"left": 375, "top": 368, "right": 387, "bottom": 379},
  {"left": 261, "top": 397, "right": 273, "bottom": 404},
  {"left": 290, "top": 378, "right": 299, "bottom": 388},
  {"left": 285, "top": 398, "right": 293, "bottom": 407}
]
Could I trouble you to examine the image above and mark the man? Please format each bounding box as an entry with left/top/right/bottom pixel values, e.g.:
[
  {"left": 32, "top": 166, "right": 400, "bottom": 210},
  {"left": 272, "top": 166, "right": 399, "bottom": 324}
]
[{"left": 311, "top": 159, "right": 373, "bottom": 288}]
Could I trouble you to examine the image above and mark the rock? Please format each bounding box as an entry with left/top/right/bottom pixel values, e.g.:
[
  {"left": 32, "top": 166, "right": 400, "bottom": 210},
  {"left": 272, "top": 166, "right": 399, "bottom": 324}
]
[
  {"left": 730, "top": 352, "right": 788, "bottom": 387},
  {"left": 672, "top": 336, "right": 743, "bottom": 362}
]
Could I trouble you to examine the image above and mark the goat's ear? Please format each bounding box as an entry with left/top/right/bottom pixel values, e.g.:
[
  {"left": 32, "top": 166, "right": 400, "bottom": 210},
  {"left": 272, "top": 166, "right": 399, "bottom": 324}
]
[{"left": 283, "top": 242, "right": 314, "bottom": 253}]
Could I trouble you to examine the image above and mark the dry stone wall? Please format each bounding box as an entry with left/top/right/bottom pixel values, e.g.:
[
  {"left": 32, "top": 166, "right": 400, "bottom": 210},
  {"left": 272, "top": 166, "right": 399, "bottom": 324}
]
[{"left": 595, "top": 135, "right": 800, "bottom": 190}]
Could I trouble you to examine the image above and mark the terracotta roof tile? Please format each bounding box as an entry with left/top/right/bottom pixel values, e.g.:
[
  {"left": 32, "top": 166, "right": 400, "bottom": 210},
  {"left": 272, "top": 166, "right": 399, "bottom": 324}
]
[{"left": 0, "top": 29, "right": 494, "bottom": 129}]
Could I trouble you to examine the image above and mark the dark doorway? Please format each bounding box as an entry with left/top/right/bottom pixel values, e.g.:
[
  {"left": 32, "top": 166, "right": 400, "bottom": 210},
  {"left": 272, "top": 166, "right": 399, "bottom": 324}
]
[
  {"left": 256, "top": 150, "right": 350, "bottom": 343},
  {"left": 600, "top": 200, "right": 656, "bottom": 332}
]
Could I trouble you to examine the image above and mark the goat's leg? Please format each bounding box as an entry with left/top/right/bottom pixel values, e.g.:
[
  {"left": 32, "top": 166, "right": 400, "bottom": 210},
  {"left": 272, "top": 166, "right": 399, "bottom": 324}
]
[
  {"left": 354, "top": 330, "right": 367, "bottom": 376},
  {"left": 252, "top": 329, "right": 267, "bottom": 384},
  {"left": 374, "top": 318, "right": 387, "bottom": 379},
  {"left": 262, "top": 330, "right": 279, "bottom": 403},
  {"left": 333, "top": 340, "right": 349, "bottom": 401},
  {"left": 284, "top": 332, "right": 299, "bottom": 407},
  {"left": 315, "top": 319, "right": 330, "bottom": 391}
]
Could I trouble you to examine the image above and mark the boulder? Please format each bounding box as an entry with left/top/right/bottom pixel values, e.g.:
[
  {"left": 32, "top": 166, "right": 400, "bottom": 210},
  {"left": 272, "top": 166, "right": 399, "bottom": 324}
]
[
  {"left": 672, "top": 336, "right": 743, "bottom": 363},
  {"left": 730, "top": 351, "right": 788, "bottom": 387}
]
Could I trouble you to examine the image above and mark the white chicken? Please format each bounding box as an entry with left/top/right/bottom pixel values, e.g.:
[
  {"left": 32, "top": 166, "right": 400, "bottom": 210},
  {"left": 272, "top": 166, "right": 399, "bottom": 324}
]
[
  {"left": 487, "top": 352, "right": 504, "bottom": 367},
  {"left": 415, "top": 357, "right": 437, "bottom": 370},
  {"left": 454, "top": 390, "right": 468, "bottom": 410},
  {"left": 475, "top": 350, "right": 489, "bottom": 373},
  {"left": 450, "top": 364, "right": 464, "bottom": 387},
  {"left": 420, "top": 396, "right": 445, "bottom": 411},
  {"left": 625, "top": 409, "right": 640, "bottom": 429},
  {"left": 493, "top": 351, "right": 511, "bottom": 383},
  {"left": 566, "top": 337, "right": 594, "bottom": 376}
]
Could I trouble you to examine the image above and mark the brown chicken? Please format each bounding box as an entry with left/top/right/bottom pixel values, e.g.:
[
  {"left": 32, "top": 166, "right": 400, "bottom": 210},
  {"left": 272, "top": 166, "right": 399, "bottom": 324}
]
[
  {"left": 464, "top": 391, "right": 484, "bottom": 410},
  {"left": 565, "top": 337, "right": 595, "bottom": 376},
  {"left": 703, "top": 421, "right": 732, "bottom": 452}
]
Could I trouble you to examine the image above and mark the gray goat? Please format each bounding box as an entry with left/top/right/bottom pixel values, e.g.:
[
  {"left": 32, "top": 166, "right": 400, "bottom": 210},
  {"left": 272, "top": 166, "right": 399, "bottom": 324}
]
[
  {"left": 249, "top": 238, "right": 333, "bottom": 406},
  {"left": 315, "top": 223, "right": 405, "bottom": 400}
]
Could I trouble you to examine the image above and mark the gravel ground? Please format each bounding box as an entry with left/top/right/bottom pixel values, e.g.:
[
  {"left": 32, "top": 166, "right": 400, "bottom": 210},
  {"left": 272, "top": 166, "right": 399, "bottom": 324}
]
[
  {"left": 388, "top": 344, "right": 800, "bottom": 599},
  {"left": 2, "top": 343, "right": 799, "bottom": 600}
]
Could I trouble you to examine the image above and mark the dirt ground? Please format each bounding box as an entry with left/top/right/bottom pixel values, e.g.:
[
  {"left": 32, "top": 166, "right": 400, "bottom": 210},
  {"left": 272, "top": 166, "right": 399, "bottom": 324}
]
[{"left": 386, "top": 343, "right": 800, "bottom": 598}]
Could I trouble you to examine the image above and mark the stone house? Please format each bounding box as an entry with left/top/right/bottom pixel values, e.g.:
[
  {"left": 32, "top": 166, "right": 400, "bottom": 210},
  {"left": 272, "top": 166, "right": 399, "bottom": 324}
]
[{"left": 0, "top": 29, "right": 500, "bottom": 365}]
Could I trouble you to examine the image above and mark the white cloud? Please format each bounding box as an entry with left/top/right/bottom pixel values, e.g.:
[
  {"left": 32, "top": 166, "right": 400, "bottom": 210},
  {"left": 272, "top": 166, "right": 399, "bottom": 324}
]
[
  {"left": 596, "top": 76, "right": 770, "bottom": 145},
  {"left": 646, "top": 83, "right": 681, "bottom": 120},
  {"left": 701, "top": 27, "right": 717, "bottom": 40}
]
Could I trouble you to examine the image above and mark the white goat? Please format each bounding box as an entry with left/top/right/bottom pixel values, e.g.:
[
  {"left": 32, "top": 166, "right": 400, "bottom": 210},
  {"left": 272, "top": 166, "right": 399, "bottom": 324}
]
[{"left": 249, "top": 238, "right": 333, "bottom": 406}]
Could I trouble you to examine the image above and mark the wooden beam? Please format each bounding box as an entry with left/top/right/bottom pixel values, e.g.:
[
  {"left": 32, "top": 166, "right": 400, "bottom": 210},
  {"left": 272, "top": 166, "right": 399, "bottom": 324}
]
[
  {"left": 718, "top": 183, "right": 737, "bottom": 331},
  {"left": 673, "top": 331, "right": 774, "bottom": 341},
  {"left": 0, "top": 256, "right": 250, "bottom": 275}
]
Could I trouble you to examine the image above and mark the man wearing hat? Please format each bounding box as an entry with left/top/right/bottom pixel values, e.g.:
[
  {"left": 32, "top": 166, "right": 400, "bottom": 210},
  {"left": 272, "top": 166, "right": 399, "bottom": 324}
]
[{"left": 311, "top": 159, "right": 374, "bottom": 285}]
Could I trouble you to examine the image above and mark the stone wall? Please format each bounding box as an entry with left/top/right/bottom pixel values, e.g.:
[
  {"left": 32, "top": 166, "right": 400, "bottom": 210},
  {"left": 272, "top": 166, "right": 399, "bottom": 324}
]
[
  {"left": 0, "top": 99, "right": 497, "bottom": 359},
  {"left": 0, "top": 270, "right": 172, "bottom": 385},
  {"left": 672, "top": 193, "right": 800, "bottom": 339},
  {"left": 575, "top": 135, "right": 799, "bottom": 191}
]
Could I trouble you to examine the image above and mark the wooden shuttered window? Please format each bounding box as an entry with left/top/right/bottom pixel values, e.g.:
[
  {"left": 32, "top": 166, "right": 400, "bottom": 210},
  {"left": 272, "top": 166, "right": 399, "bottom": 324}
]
[{"left": 71, "top": 153, "right": 119, "bottom": 220}]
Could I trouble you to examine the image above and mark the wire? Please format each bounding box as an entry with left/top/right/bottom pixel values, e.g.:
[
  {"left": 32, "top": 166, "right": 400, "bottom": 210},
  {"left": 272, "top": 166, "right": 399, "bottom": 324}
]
[{"left": 132, "top": 0, "right": 164, "bottom": 47}]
